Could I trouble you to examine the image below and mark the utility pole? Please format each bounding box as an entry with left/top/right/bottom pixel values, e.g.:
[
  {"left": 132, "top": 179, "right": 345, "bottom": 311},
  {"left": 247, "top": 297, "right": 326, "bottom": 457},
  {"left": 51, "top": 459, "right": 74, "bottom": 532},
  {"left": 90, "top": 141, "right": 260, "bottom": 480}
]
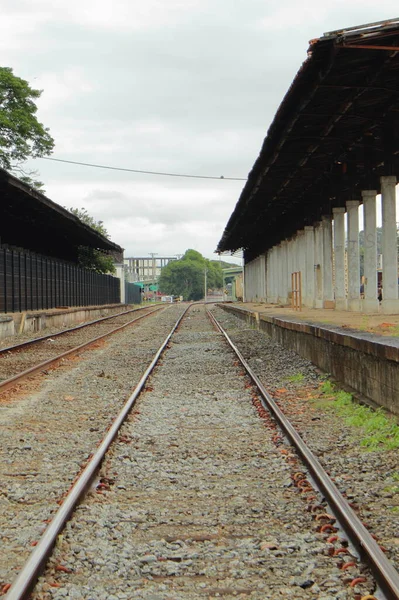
[
  {"left": 149, "top": 252, "right": 158, "bottom": 302},
  {"left": 204, "top": 267, "right": 207, "bottom": 303}
]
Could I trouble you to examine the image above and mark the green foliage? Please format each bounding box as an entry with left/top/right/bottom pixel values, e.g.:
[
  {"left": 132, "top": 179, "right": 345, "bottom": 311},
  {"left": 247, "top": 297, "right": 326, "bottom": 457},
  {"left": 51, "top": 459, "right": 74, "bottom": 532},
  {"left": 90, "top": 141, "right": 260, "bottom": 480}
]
[
  {"left": 0, "top": 67, "right": 54, "bottom": 188},
  {"left": 158, "top": 249, "right": 223, "bottom": 301},
  {"left": 320, "top": 379, "right": 399, "bottom": 450},
  {"left": 286, "top": 372, "right": 305, "bottom": 383},
  {"left": 69, "top": 207, "right": 115, "bottom": 274},
  {"left": 320, "top": 379, "right": 335, "bottom": 394}
]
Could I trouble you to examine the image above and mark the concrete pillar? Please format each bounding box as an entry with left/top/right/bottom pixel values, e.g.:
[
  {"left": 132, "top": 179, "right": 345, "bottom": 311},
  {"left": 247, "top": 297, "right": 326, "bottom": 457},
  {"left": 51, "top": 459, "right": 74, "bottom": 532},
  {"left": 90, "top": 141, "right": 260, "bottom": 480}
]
[
  {"left": 346, "top": 200, "right": 361, "bottom": 311},
  {"left": 275, "top": 245, "right": 281, "bottom": 303},
  {"left": 333, "top": 207, "right": 347, "bottom": 310},
  {"left": 314, "top": 222, "right": 324, "bottom": 308},
  {"left": 322, "top": 215, "right": 334, "bottom": 308},
  {"left": 362, "top": 190, "right": 379, "bottom": 313},
  {"left": 380, "top": 176, "right": 398, "bottom": 314},
  {"left": 281, "top": 241, "right": 288, "bottom": 304},
  {"left": 292, "top": 234, "right": 299, "bottom": 274},
  {"left": 268, "top": 249, "right": 275, "bottom": 303},
  {"left": 304, "top": 226, "right": 315, "bottom": 308},
  {"left": 297, "top": 230, "right": 306, "bottom": 306},
  {"left": 271, "top": 248, "right": 277, "bottom": 303},
  {"left": 114, "top": 263, "right": 126, "bottom": 304},
  {"left": 266, "top": 249, "right": 272, "bottom": 302},
  {"left": 287, "top": 239, "right": 293, "bottom": 303},
  {"left": 263, "top": 253, "right": 268, "bottom": 302}
]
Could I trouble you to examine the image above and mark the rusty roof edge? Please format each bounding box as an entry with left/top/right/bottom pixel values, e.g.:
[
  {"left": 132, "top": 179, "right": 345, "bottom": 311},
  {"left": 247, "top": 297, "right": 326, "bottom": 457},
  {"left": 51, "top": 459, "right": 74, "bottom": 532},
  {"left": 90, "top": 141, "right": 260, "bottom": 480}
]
[
  {"left": 0, "top": 167, "right": 123, "bottom": 253},
  {"left": 321, "top": 16, "right": 399, "bottom": 40}
]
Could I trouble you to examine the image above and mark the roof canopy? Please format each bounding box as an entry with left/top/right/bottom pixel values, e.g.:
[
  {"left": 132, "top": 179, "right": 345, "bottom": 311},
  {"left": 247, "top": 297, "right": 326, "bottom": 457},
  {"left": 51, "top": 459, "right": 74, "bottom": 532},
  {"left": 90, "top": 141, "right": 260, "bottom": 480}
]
[
  {"left": 217, "top": 18, "right": 399, "bottom": 262},
  {"left": 0, "top": 168, "right": 123, "bottom": 262}
]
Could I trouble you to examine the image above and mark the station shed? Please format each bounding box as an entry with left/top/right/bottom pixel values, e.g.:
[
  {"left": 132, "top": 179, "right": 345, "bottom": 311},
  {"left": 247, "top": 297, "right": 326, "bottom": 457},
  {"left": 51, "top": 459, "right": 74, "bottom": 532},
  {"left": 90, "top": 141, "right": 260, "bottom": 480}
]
[
  {"left": 218, "top": 18, "right": 399, "bottom": 314},
  {"left": 0, "top": 167, "right": 124, "bottom": 313}
]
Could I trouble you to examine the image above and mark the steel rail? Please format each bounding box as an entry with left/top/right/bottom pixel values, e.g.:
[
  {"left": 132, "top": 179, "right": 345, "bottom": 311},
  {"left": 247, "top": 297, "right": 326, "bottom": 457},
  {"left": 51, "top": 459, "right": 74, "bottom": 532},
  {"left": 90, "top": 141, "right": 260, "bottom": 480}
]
[
  {"left": 5, "top": 304, "right": 190, "bottom": 600},
  {"left": 0, "top": 304, "right": 160, "bottom": 356},
  {"left": 0, "top": 305, "right": 166, "bottom": 394},
  {"left": 207, "top": 308, "right": 399, "bottom": 600}
]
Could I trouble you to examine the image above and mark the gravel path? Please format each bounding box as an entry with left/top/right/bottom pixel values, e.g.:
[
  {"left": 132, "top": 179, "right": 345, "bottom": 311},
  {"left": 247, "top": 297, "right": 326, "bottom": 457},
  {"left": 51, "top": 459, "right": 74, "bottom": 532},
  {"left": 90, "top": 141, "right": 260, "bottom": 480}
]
[
  {"left": 0, "top": 304, "right": 184, "bottom": 590},
  {"left": 213, "top": 305, "right": 399, "bottom": 572},
  {"left": 29, "top": 305, "right": 374, "bottom": 600}
]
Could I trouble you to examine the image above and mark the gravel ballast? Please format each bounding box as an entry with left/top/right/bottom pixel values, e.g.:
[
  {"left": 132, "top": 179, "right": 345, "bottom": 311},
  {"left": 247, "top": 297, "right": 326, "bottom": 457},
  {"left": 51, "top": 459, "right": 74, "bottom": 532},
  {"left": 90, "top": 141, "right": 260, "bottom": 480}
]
[
  {"left": 0, "top": 305, "right": 184, "bottom": 589},
  {"left": 29, "top": 305, "right": 375, "bottom": 599},
  {"left": 213, "top": 305, "right": 399, "bottom": 572}
]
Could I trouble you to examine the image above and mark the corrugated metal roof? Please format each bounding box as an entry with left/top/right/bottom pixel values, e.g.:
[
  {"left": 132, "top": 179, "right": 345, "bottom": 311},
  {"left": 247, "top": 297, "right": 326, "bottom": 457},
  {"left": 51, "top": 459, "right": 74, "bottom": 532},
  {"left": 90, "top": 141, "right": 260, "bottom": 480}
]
[
  {"left": 217, "top": 18, "right": 399, "bottom": 262},
  {"left": 0, "top": 168, "right": 123, "bottom": 262}
]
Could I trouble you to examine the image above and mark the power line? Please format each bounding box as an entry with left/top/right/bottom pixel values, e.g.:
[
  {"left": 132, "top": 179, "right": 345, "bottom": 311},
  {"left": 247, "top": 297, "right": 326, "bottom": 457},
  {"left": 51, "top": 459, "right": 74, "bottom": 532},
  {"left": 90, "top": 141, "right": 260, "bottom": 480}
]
[{"left": 39, "top": 156, "right": 247, "bottom": 181}]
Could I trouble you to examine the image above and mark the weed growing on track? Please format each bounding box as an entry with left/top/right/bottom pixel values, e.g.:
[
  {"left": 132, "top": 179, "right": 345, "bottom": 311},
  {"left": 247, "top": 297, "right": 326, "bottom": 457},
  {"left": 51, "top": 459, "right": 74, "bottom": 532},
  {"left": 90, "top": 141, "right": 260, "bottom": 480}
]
[
  {"left": 286, "top": 372, "right": 305, "bottom": 384},
  {"left": 318, "top": 380, "right": 399, "bottom": 451}
]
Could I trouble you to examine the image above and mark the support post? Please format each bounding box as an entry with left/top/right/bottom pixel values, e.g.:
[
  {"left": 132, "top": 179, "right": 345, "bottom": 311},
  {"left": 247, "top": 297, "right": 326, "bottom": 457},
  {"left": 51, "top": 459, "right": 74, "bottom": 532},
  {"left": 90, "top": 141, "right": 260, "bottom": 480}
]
[
  {"left": 380, "top": 176, "right": 398, "bottom": 314},
  {"left": 362, "top": 190, "right": 379, "bottom": 313},
  {"left": 333, "top": 207, "right": 347, "bottom": 310},
  {"left": 304, "top": 226, "right": 315, "bottom": 308},
  {"left": 322, "top": 215, "right": 334, "bottom": 308},
  {"left": 346, "top": 200, "right": 361, "bottom": 311}
]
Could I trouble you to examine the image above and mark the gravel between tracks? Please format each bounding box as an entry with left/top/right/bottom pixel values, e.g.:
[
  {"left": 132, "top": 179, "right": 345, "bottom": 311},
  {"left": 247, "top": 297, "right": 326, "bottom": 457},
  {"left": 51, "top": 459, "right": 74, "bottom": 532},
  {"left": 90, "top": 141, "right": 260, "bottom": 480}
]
[
  {"left": 212, "top": 306, "right": 399, "bottom": 572},
  {"left": 0, "top": 307, "right": 161, "bottom": 381},
  {"left": 0, "top": 304, "right": 183, "bottom": 589},
  {"left": 31, "top": 305, "right": 374, "bottom": 600}
]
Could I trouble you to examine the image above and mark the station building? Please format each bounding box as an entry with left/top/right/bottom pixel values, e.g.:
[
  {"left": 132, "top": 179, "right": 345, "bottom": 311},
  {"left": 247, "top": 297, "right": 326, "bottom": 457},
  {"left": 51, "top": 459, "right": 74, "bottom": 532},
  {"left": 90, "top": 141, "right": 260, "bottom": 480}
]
[
  {"left": 218, "top": 19, "right": 399, "bottom": 314},
  {"left": 0, "top": 167, "right": 126, "bottom": 313}
]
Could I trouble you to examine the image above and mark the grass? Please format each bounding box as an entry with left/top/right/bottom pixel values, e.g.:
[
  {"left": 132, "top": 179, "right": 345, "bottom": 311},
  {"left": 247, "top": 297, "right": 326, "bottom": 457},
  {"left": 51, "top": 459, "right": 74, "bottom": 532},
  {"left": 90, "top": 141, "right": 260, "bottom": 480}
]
[
  {"left": 384, "top": 472, "right": 399, "bottom": 495},
  {"left": 318, "top": 379, "right": 399, "bottom": 451},
  {"left": 359, "top": 315, "right": 370, "bottom": 332},
  {"left": 286, "top": 372, "right": 305, "bottom": 383}
]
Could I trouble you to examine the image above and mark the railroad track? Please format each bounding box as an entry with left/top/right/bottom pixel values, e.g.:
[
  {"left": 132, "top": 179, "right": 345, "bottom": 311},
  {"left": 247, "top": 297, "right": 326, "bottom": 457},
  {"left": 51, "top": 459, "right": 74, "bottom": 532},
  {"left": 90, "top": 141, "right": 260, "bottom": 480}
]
[
  {"left": 3, "top": 304, "right": 399, "bottom": 599},
  {"left": 0, "top": 304, "right": 165, "bottom": 394}
]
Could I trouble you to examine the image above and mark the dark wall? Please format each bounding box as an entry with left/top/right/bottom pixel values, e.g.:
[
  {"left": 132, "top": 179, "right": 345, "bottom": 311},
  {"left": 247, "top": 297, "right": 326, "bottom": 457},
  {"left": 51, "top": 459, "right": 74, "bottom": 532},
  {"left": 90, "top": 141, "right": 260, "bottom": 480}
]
[{"left": 0, "top": 247, "right": 120, "bottom": 313}]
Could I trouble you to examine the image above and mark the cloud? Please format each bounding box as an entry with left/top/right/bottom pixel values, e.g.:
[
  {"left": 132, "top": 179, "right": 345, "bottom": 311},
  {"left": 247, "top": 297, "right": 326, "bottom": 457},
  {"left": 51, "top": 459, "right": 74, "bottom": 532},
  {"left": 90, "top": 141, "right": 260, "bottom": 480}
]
[{"left": 3, "top": 0, "right": 398, "bottom": 261}]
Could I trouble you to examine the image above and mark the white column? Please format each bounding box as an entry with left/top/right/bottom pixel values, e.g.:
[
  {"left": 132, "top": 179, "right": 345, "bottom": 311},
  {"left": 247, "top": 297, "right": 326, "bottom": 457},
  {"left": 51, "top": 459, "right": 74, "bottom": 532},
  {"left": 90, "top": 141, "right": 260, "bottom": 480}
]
[
  {"left": 281, "top": 241, "right": 288, "bottom": 304},
  {"left": 287, "top": 239, "right": 293, "bottom": 302},
  {"left": 346, "top": 200, "right": 361, "bottom": 311},
  {"left": 269, "top": 249, "right": 274, "bottom": 303},
  {"left": 266, "top": 248, "right": 272, "bottom": 302},
  {"left": 244, "top": 263, "right": 249, "bottom": 301},
  {"left": 292, "top": 234, "right": 299, "bottom": 274},
  {"left": 362, "top": 190, "right": 379, "bottom": 313},
  {"left": 262, "top": 253, "right": 267, "bottom": 302},
  {"left": 297, "top": 230, "right": 306, "bottom": 306},
  {"left": 333, "top": 207, "right": 347, "bottom": 310},
  {"left": 271, "top": 248, "right": 277, "bottom": 303},
  {"left": 114, "top": 263, "right": 126, "bottom": 304},
  {"left": 304, "top": 226, "right": 315, "bottom": 308},
  {"left": 275, "top": 245, "right": 281, "bottom": 303},
  {"left": 314, "top": 222, "right": 324, "bottom": 308},
  {"left": 322, "top": 215, "right": 334, "bottom": 308},
  {"left": 380, "top": 176, "right": 398, "bottom": 314}
]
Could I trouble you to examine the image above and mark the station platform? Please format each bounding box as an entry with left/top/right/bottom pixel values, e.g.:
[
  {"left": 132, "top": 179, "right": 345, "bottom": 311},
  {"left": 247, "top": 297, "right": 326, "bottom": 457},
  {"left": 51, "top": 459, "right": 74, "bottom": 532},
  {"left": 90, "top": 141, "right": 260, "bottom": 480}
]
[
  {"left": 218, "top": 301, "right": 399, "bottom": 417},
  {"left": 228, "top": 302, "right": 399, "bottom": 338}
]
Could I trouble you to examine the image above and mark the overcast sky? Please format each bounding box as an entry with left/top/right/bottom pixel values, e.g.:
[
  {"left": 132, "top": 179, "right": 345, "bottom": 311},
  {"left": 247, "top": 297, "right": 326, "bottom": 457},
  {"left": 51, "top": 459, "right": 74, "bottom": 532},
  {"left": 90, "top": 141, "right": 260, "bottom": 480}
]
[{"left": 2, "top": 1, "right": 398, "bottom": 262}]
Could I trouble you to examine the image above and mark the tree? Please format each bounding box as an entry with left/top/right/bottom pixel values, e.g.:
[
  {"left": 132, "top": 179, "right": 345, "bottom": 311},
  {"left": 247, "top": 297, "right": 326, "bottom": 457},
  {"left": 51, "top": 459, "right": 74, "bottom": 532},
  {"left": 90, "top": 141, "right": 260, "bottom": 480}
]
[
  {"left": 158, "top": 249, "right": 223, "bottom": 300},
  {"left": 69, "top": 207, "right": 116, "bottom": 274},
  {"left": 0, "top": 67, "right": 54, "bottom": 189}
]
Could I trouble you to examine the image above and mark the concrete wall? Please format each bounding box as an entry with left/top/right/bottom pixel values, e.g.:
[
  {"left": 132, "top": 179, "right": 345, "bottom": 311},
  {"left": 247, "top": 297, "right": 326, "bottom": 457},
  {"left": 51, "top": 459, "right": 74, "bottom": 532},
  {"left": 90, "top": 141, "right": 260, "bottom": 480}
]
[
  {"left": 0, "top": 304, "right": 130, "bottom": 343},
  {"left": 244, "top": 255, "right": 267, "bottom": 302},
  {"left": 220, "top": 304, "right": 399, "bottom": 417},
  {"left": 0, "top": 317, "right": 14, "bottom": 340}
]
